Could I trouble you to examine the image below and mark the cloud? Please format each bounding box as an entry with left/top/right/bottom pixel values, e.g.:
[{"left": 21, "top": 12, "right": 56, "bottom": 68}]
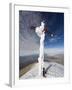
[{"left": 45, "top": 48, "right": 64, "bottom": 56}]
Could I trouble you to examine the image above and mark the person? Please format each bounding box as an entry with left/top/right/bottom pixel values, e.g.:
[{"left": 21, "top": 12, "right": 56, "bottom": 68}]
[{"left": 35, "top": 21, "right": 45, "bottom": 76}]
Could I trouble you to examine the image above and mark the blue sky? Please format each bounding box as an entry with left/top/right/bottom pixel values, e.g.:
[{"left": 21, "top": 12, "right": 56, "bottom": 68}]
[{"left": 40, "top": 12, "right": 64, "bottom": 48}]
